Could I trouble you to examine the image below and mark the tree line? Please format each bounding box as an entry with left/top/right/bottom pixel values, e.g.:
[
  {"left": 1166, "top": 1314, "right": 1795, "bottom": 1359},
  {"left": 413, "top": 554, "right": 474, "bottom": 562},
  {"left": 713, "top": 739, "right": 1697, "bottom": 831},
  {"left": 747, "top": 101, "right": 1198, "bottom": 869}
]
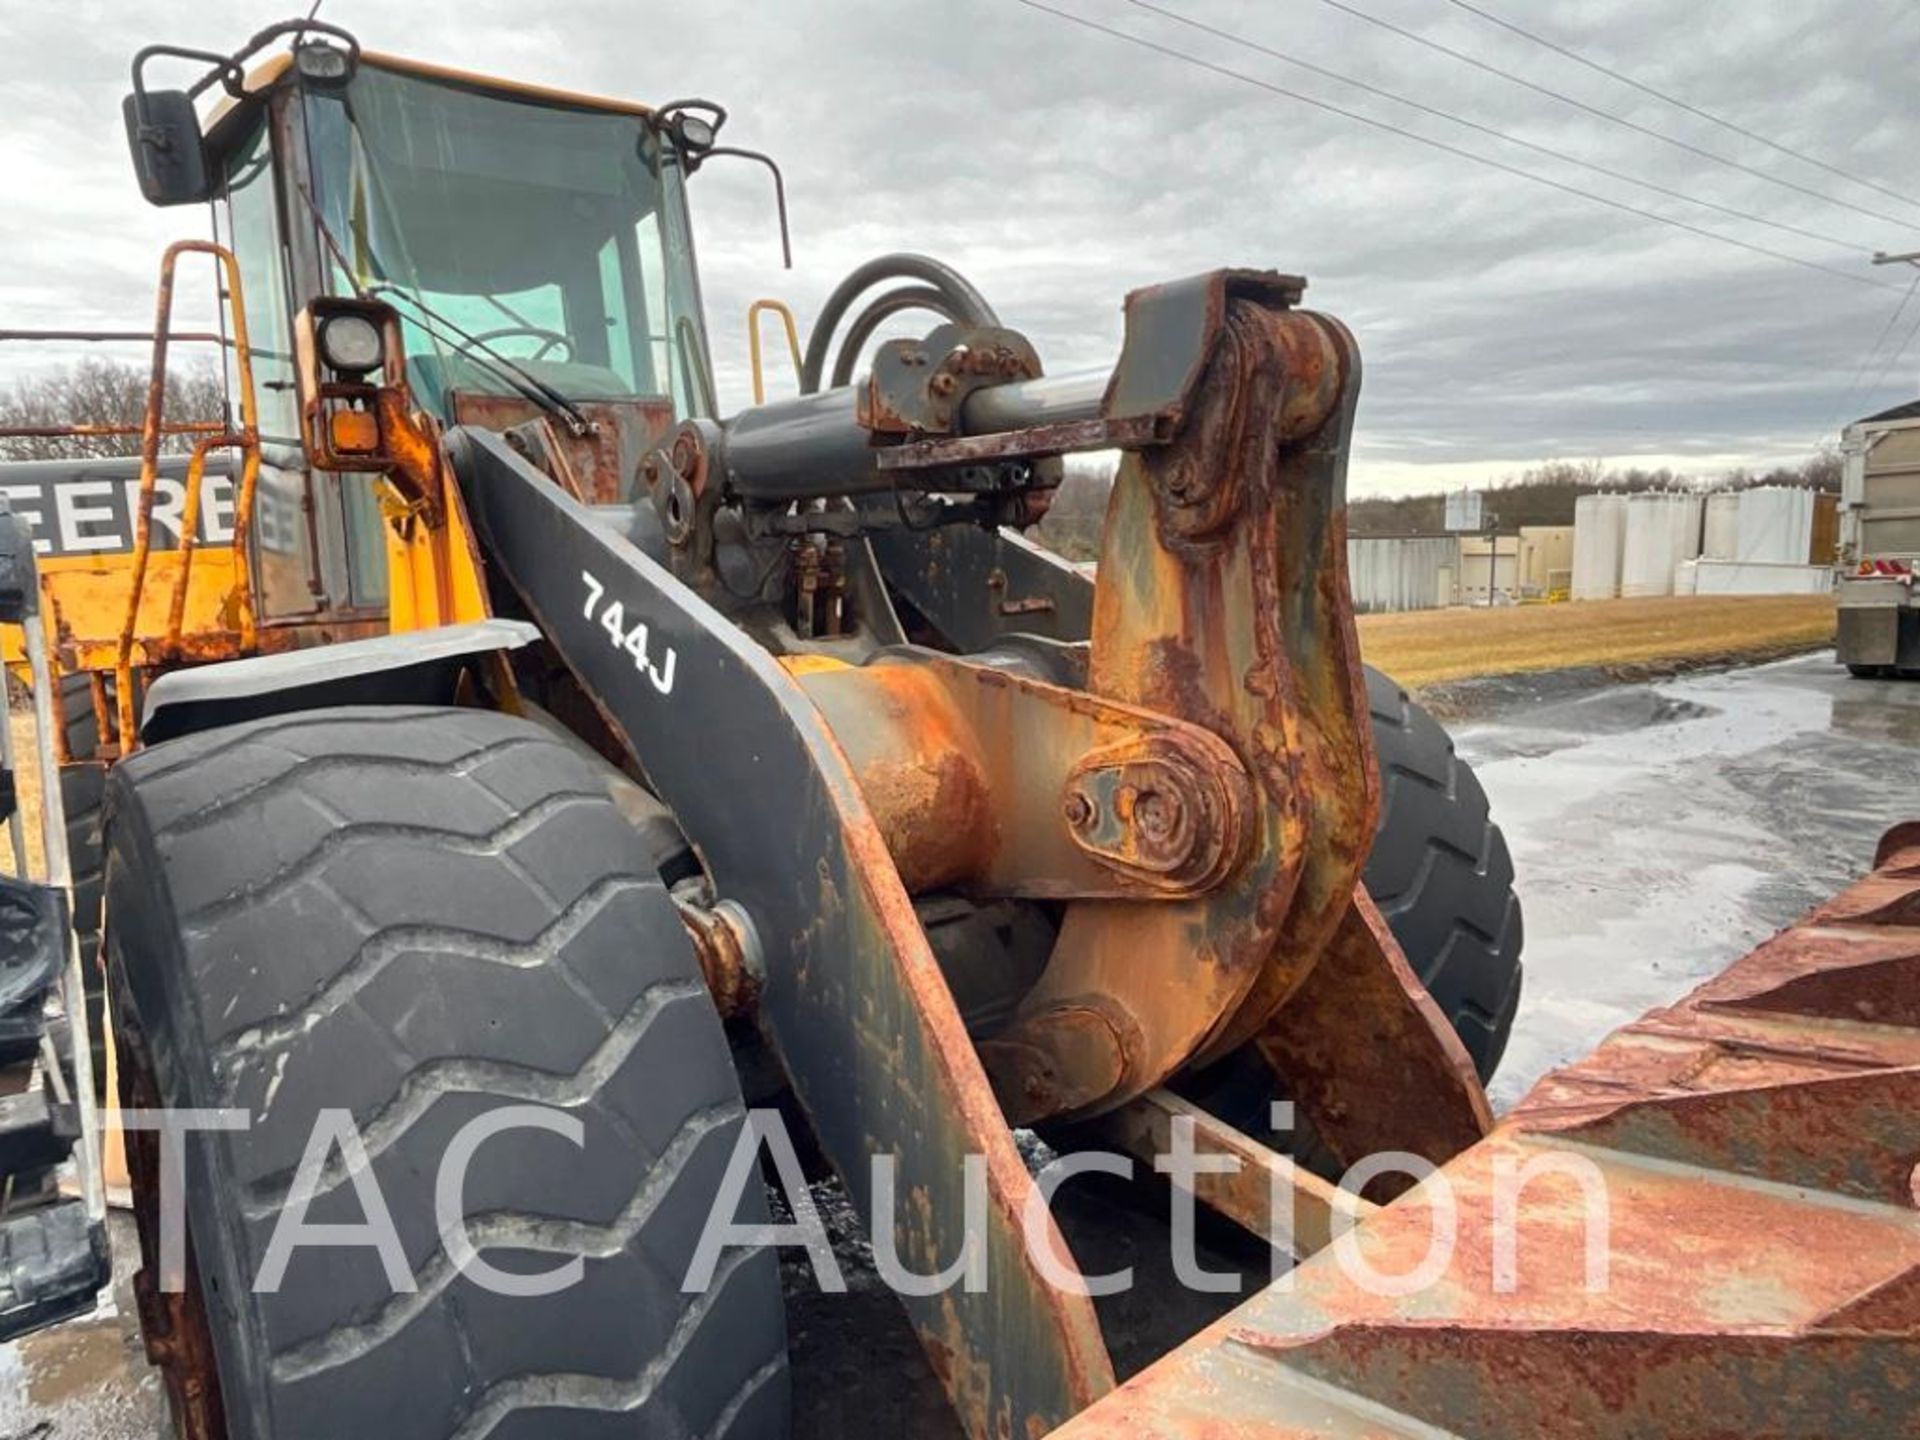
[
  {"left": 1344, "top": 454, "right": 1842, "bottom": 537},
  {"left": 0, "top": 357, "right": 227, "bottom": 462}
]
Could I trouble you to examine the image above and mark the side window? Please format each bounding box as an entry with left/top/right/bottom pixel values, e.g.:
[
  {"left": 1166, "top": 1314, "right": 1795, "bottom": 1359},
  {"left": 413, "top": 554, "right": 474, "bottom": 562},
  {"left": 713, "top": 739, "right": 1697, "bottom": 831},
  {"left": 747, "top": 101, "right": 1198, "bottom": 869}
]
[
  {"left": 223, "top": 122, "right": 299, "bottom": 445},
  {"left": 596, "top": 236, "right": 637, "bottom": 389},
  {"left": 635, "top": 212, "right": 673, "bottom": 401}
]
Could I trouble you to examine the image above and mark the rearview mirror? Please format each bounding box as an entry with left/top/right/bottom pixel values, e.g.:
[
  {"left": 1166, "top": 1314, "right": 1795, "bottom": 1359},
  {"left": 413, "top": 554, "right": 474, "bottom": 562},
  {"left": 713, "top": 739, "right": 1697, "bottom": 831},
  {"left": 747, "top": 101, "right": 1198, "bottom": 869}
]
[{"left": 121, "top": 89, "right": 211, "bottom": 207}]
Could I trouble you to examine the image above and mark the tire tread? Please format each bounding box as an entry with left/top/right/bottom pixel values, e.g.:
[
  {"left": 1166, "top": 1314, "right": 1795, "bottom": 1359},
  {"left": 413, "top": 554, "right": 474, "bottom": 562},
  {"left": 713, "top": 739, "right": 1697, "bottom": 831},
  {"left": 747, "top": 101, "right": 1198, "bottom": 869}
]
[
  {"left": 105, "top": 705, "right": 787, "bottom": 1440},
  {"left": 1363, "top": 667, "right": 1524, "bottom": 1079}
]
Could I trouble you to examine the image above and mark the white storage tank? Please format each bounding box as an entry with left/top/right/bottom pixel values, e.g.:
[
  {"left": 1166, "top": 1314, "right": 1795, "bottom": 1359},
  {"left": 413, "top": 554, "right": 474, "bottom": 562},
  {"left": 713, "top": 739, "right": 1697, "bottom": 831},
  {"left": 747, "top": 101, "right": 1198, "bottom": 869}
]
[
  {"left": 1702, "top": 492, "right": 1740, "bottom": 560},
  {"left": 1735, "top": 486, "right": 1814, "bottom": 564},
  {"left": 1572, "top": 493, "right": 1627, "bottom": 600},
  {"left": 1620, "top": 493, "right": 1702, "bottom": 598}
]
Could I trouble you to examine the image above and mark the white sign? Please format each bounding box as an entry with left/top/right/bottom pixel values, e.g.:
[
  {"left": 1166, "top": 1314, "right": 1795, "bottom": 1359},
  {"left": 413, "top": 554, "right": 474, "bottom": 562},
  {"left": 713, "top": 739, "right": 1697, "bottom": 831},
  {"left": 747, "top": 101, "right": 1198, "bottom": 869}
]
[{"left": 1445, "top": 489, "right": 1485, "bottom": 533}]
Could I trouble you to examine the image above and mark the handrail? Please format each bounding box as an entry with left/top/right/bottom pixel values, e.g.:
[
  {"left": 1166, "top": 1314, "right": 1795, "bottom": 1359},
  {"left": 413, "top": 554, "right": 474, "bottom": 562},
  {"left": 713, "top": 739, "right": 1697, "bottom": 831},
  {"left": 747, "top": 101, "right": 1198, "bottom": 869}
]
[
  {"left": 747, "top": 297, "right": 803, "bottom": 405},
  {"left": 0, "top": 328, "right": 235, "bottom": 442},
  {"left": 0, "top": 422, "right": 225, "bottom": 440},
  {"left": 114, "top": 239, "right": 263, "bottom": 749},
  {"left": 0, "top": 329, "right": 234, "bottom": 346}
]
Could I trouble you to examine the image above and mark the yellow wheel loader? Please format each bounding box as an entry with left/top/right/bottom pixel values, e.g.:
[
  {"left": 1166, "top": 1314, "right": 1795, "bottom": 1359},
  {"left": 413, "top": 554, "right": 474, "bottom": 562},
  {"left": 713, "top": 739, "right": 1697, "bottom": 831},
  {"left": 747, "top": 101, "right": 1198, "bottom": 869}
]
[{"left": 0, "top": 18, "right": 1907, "bottom": 1440}]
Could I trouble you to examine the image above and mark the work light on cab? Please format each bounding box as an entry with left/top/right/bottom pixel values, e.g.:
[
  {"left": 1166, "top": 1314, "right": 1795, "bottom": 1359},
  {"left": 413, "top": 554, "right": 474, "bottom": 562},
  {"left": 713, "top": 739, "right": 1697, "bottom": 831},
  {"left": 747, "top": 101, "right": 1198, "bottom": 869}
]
[{"left": 316, "top": 311, "right": 384, "bottom": 376}]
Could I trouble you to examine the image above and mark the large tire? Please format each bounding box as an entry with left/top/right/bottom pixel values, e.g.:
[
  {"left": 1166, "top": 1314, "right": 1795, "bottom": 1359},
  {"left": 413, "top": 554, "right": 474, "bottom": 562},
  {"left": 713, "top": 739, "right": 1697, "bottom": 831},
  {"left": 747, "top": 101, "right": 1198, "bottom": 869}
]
[
  {"left": 104, "top": 705, "right": 787, "bottom": 1440},
  {"left": 1361, "top": 665, "right": 1523, "bottom": 1080},
  {"left": 58, "top": 673, "right": 105, "bottom": 957},
  {"left": 59, "top": 675, "right": 108, "bottom": 1088}
]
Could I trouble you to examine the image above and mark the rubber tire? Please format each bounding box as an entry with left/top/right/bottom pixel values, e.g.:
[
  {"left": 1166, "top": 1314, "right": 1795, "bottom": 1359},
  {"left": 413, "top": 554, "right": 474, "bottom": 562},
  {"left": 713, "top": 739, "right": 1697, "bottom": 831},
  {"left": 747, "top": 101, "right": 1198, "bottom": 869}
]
[
  {"left": 1847, "top": 663, "right": 1886, "bottom": 679},
  {"left": 104, "top": 705, "right": 788, "bottom": 1440},
  {"left": 58, "top": 674, "right": 105, "bottom": 957},
  {"left": 1361, "top": 664, "right": 1523, "bottom": 1080},
  {"left": 59, "top": 675, "right": 109, "bottom": 1088}
]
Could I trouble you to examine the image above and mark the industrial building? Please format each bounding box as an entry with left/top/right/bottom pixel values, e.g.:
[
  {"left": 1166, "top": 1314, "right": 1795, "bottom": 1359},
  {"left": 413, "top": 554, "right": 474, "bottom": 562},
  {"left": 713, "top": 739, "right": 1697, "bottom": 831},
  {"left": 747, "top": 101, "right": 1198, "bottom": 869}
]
[
  {"left": 1350, "top": 487, "right": 1834, "bottom": 612},
  {"left": 1348, "top": 525, "right": 1573, "bottom": 612}
]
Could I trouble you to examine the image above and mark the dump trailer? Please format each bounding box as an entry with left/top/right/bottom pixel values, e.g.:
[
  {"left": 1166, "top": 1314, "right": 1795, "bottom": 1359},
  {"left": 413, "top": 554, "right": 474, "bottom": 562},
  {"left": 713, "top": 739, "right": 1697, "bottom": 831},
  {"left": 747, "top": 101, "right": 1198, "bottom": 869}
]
[
  {"left": 1838, "top": 399, "right": 1920, "bottom": 676},
  {"left": 0, "top": 18, "right": 1907, "bottom": 1440}
]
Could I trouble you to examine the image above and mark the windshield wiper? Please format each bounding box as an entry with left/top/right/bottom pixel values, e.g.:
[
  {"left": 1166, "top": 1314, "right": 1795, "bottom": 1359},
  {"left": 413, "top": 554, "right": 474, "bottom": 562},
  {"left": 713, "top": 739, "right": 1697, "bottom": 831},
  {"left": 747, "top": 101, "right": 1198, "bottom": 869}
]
[
  {"left": 369, "top": 285, "right": 596, "bottom": 438},
  {"left": 290, "top": 178, "right": 596, "bottom": 438}
]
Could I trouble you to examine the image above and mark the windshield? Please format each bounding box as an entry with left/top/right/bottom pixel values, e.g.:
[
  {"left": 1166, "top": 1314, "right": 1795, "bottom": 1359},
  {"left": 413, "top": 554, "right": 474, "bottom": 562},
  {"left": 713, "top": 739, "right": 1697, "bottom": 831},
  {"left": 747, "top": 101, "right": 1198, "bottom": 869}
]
[{"left": 302, "top": 64, "right": 711, "bottom": 420}]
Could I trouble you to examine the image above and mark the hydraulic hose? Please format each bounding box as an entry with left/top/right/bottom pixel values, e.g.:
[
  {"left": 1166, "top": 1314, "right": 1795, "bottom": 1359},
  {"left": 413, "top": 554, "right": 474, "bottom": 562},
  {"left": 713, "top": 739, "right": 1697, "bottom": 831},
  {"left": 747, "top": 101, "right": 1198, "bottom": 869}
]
[{"left": 799, "top": 254, "right": 999, "bottom": 394}]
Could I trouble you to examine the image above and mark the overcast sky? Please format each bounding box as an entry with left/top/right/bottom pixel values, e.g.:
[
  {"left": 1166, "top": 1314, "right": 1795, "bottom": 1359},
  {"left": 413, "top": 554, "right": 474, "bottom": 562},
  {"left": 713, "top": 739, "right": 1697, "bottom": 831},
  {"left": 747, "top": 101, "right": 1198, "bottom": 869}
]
[{"left": 2, "top": 0, "right": 1916, "bottom": 495}]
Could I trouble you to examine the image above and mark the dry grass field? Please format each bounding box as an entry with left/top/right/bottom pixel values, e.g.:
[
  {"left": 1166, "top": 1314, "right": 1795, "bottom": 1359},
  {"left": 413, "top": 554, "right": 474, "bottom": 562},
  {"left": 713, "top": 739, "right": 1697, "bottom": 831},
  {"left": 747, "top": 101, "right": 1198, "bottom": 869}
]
[{"left": 1357, "top": 594, "right": 1836, "bottom": 691}]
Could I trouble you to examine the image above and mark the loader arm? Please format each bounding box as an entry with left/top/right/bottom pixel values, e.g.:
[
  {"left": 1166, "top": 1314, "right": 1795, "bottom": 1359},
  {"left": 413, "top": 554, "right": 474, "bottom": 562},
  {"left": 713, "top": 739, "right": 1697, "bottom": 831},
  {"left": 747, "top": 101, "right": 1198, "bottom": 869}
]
[
  {"left": 450, "top": 268, "right": 1489, "bottom": 1438},
  {"left": 449, "top": 425, "right": 1118, "bottom": 1433}
]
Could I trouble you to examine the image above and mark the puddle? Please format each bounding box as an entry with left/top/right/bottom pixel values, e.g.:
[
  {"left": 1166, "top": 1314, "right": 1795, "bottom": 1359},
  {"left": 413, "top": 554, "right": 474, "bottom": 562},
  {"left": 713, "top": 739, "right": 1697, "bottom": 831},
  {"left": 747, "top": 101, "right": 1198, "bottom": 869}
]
[{"left": 1459, "top": 688, "right": 1721, "bottom": 764}]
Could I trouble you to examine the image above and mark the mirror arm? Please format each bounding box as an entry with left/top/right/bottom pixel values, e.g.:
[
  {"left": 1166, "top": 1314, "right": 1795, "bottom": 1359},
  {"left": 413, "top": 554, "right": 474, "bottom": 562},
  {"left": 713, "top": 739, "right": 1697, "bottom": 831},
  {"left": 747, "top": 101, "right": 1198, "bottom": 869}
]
[
  {"left": 699, "top": 146, "right": 793, "bottom": 271},
  {"left": 129, "top": 46, "right": 244, "bottom": 134}
]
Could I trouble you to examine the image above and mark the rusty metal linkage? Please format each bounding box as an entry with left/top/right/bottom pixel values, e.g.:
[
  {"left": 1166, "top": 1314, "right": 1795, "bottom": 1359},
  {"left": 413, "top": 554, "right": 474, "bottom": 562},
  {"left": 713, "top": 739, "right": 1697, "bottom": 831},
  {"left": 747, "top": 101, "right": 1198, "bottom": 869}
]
[
  {"left": 975, "top": 272, "right": 1386, "bottom": 1124},
  {"left": 1103, "top": 1088, "right": 1377, "bottom": 1259},
  {"left": 1050, "top": 828, "right": 1920, "bottom": 1438},
  {"left": 1255, "top": 888, "right": 1492, "bottom": 1188},
  {"left": 798, "top": 651, "right": 1253, "bottom": 899}
]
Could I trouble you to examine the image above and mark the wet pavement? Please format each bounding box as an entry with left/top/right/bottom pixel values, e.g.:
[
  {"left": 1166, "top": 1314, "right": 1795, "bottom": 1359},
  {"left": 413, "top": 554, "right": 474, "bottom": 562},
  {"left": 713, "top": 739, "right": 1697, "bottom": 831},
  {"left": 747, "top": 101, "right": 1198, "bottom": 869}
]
[
  {"left": 7, "top": 648, "right": 1917, "bottom": 1435},
  {"left": 1457, "top": 650, "right": 1920, "bottom": 1110},
  {"left": 0, "top": 1213, "right": 165, "bottom": 1438}
]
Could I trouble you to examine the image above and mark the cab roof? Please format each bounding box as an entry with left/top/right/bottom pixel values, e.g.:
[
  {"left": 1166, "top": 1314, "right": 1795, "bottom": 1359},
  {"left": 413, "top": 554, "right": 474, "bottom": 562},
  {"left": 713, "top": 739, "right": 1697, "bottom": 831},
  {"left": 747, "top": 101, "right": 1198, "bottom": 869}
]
[{"left": 204, "top": 48, "right": 654, "bottom": 157}]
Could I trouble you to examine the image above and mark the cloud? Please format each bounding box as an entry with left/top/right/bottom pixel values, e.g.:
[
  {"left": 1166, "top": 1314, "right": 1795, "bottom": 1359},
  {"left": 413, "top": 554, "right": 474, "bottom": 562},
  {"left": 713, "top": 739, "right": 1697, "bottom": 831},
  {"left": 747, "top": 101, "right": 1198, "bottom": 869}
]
[{"left": 1, "top": 0, "right": 1914, "bottom": 496}]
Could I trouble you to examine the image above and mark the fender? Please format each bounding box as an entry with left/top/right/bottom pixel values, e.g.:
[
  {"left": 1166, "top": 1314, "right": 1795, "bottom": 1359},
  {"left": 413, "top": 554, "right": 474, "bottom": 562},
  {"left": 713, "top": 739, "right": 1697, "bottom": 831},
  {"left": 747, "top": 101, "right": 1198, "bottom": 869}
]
[{"left": 137, "top": 617, "right": 538, "bottom": 743}]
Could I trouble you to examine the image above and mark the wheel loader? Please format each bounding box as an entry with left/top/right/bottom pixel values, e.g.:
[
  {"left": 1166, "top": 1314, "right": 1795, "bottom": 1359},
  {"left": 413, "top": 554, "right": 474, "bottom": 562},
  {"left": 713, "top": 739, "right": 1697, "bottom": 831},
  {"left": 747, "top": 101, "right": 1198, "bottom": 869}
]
[{"left": 0, "top": 18, "right": 1911, "bottom": 1440}]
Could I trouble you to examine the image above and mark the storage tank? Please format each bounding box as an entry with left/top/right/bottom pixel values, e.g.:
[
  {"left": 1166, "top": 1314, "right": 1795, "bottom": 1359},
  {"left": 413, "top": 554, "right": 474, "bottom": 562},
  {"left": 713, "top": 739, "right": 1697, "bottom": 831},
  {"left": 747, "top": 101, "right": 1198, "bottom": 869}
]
[
  {"left": 1571, "top": 494, "right": 1627, "bottom": 600},
  {"left": 1702, "top": 492, "right": 1740, "bottom": 560},
  {"left": 1620, "top": 493, "right": 1702, "bottom": 598},
  {"left": 1735, "top": 486, "right": 1814, "bottom": 564}
]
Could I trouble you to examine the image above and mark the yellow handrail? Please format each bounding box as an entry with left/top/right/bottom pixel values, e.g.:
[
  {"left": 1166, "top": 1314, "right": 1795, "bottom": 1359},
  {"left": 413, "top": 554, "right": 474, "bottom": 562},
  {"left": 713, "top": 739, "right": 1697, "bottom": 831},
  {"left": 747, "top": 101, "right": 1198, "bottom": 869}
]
[
  {"left": 747, "top": 298, "right": 803, "bottom": 405},
  {"left": 117, "top": 239, "right": 263, "bottom": 749}
]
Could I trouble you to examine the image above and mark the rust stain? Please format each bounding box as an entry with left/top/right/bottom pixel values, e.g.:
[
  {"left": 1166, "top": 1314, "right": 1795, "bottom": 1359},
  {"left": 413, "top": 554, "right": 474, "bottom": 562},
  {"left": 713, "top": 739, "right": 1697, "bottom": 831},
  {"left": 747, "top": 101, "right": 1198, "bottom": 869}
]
[
  {"left": 118, "top": 1011, "right": 229, "bottom": 1440},
  {"left": 449, "top": 392, "right": 675, "bottom": 503},
  {"left": 1255, "top": 887, "right": 1492, "bottom": 1189}
]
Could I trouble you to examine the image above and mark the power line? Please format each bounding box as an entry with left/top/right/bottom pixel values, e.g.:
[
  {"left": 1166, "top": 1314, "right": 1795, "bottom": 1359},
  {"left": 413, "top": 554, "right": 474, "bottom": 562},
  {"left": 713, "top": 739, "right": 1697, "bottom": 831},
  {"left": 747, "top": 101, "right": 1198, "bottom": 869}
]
[
  {"left": 1824, "top": 270, "right": 1920, "bottom": 440},
  {"left": 1312, "top": 0, "right": 1919, "bottom": 233},
  {"left": 1010, "top": 0, "right": 1902, "bottom": 294},
  {"left": 1124, "top": 0, "right": 1865, "bottom": 254},
  {"left": 1441, "top": 0, "right": 1920, "bottom": 215},
  {"left": 1867, "top": 290, "right": 1920, "bottom": 400}
]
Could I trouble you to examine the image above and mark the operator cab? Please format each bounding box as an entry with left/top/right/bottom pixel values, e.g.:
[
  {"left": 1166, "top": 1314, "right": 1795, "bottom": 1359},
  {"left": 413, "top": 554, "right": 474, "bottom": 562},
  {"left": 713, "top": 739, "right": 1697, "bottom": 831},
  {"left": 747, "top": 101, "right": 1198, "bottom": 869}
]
[
  {"left": 124, "top": 22, "right": 746, "bottom": 615},
  {"left": 295, "top": 61, "right": 711, "bottom": 424}
]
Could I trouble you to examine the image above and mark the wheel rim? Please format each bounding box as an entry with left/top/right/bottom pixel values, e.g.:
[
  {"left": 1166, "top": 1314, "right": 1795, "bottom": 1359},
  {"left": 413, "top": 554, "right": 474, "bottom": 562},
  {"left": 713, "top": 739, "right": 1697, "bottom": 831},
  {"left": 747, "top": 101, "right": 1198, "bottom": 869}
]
[{"left": 118, "top": 1012, "right": 230, "bottom": 1440}]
